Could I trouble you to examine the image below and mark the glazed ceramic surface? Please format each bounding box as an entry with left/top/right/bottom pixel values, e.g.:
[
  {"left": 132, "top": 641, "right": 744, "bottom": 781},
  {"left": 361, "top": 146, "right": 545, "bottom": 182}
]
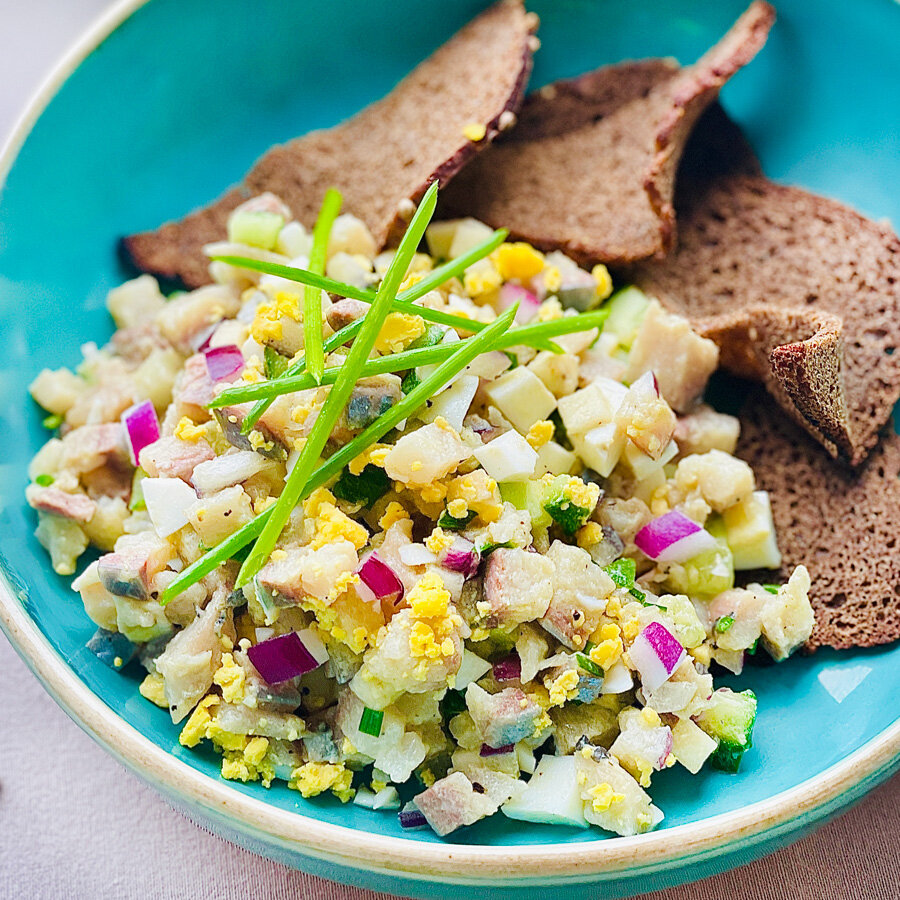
[{"left": 1, "top": 1, "right": 898, "bottom": 897}]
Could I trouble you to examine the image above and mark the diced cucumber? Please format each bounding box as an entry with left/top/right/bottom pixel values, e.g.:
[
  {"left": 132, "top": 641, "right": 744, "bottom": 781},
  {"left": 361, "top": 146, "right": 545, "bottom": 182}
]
[
  {"left": 499, "top": 480, "right": 551, "bottom": 530},
  {"left": 696, "top": 688, "right": 757, "bottom": 773},
  {"left": 664, "top": 517, "right": 734, "bottom": 598},
  {"left": 602, "top": 286, "right": 650, "bottom": 349},
  {"left": 541, "top": 474, "right": 592, "bottom": 535},
  {"left": 227, "top": 209, "right": 285, "bottom": 250}
]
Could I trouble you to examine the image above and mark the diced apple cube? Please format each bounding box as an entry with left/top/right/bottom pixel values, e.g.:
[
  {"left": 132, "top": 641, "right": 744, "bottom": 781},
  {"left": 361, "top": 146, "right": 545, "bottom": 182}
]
[
  {"left": 527, "top": 351, "right": 579, "bottom": 398},
  {"left": 670, "top": 717, "right": 718, "bottom": 774},
  {"left": 474, "top": 430, "right": 538, "bottom": 482},
  {"left": 557, "top": 378, "right": 627, "bottom": 437},
  {"left": 484, "top": 368, "right": 557, "bottom": 433},
  {"left": 571, "top": 422, "right": 626, "bottom": 477},
  {"left": 502, "top": 755, "right": 588, "bottom": 828},
  {"left": 535, "top": 440, "right": 577, "bottom": 476},
  {"left": 723, "top": 490, "right": 782, "bottom": 570}
]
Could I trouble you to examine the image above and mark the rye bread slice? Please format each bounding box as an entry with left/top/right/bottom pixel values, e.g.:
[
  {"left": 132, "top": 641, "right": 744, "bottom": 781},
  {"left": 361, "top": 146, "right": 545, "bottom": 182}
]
[
  {"left": 628, "top": 171, "right": 900, "bottom": 465},
  {"left": 439, "top": 1, "right": 775, "bottom": 266},
  {"left": 122, "top": 0, "right": 538, "bottom": 289},
  {"left": 736, "top": 390, "right": 900, "bottom": 651}
]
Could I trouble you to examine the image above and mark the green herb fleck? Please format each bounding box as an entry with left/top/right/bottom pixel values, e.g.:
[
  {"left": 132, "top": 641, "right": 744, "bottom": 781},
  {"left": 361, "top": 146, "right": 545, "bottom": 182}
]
[
  {"left": 264, "top": 346, "right": 290, "bottom": 379},
  {"left": 575, "top": 653, "right": 603, "bottom": 677},
  {"left": 34, "top": 474, "right": 54, "bottom": 487},
  {"left": 715, "top": 615, "right": 735, "bottom": 633},
  {"left": 333, "top": 464, "right": 391, "bottom": 508},
  {"left": 762, "top": 584, "right": 780, "bottom": 595},
  {"left": 359, "top": 706, "right": 384, "bottom": 738},
  {"left": 438, "top": 508, "right": 477, "bottom": 530},
  {"left": 42, "top": 413, "right": 63, "bottom": 430}
]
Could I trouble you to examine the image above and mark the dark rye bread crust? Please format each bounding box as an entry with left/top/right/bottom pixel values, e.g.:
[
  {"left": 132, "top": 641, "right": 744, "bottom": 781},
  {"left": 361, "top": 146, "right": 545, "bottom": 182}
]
[
  {"left": 440, "top": 1, "right": 775, "bottom": 266},
  {"left": 736, "top": 392, "right": 900, "bottom": 651},
  {"left": 629, "top": 173, "right": 900, "bottom": 465},
  {"left": 122, "top": 0, "right": 538, "bottom": 289}
]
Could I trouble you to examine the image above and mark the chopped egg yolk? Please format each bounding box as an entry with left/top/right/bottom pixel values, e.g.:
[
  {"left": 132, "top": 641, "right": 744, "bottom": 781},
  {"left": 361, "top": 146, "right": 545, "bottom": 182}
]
[
  {"left": 289, "top": 762, "right": 354, "bottom": 802},
  {"left": 526, "top": 419, "right": 554, "bottom": 450},
  {"left": 588, "top": 782, "right": 625, "bottom": 813},
  {"left": 374, "top": 312, "right": 425, "bottom": 354},
  {"left": 494, "top": 242, "right": 545, "bottom": 281},
  {"left": 213, "top": 652, "right": 246, "bottom": 704},
  {"left": 251, "top": 290, "right": 300, "bottom": 343}
]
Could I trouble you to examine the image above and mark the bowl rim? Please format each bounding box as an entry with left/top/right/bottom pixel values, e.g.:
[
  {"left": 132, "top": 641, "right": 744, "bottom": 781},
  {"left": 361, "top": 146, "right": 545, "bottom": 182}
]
[{"left": 1, "top": 0, "right": 899, "bottom": 884}]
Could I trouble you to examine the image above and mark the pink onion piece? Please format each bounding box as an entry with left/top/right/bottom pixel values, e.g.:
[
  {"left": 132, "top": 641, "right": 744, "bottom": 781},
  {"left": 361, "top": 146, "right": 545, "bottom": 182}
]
[
  {"left": 190, "top": 322, "right": 218, "bottom": 353},
  {"left": 479, "top": 743, "right": 514, "bottom": 757},
  {"left": 357, "top": 552, "right": 404, "bottom": 604},
  {"left": 629, "top": 621, "right": 685, "bottom": 692},
  {"left": 440, "top": 536, "right": 480, "bottom": 579},
  {"left": 497, "top": 282, "right": 540, "bottom": 324},
  {"left": 492, "top": 653, "right": 521, "bottom": 682},
  {"left": 120, "top": 400, "right": 160, "bottom": 466},
  {"left": 204, "top": 344, "right": 245, "bottom": 382},
  {"left": 246, "top": 631, "right": 324, "bottom": 684},
  {"left": 634, "top": 509, "right": 717, "bottom": 563}
]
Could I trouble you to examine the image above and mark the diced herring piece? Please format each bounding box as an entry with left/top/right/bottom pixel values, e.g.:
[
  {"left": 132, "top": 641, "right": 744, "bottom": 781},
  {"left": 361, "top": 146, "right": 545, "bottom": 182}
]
[
  {"left": 96, "top": 531, "right": 171, "bottom": 600},
  {"left": 482, "top": 547, "right": 554, "bottom": 627},
  {"left": 25, "top": 484, "right": 96, "bottom": 524},
  {"left": 139, "top": 435, "right": 216, "bottom": 482},
  {"left": 625, "top": 301, "right": 718, "bottom": 412},
  {"left": 465, "top": 683, "right": 542, "bottom": 749},
  {"left": 415, "top": 771, "right": 498, "bottom": 836}
]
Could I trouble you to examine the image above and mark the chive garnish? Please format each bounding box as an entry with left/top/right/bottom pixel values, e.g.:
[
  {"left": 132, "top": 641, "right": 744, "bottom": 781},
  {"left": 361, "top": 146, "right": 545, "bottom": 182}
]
[
  {"left": 34, "top": 474, "right": 54, "bottom": 487},
  {"left": 235, "top": 182, "right": 440, "bottom": 588},
  {"left": 232, "top": 229, "right": 508, "bottom": 434},
  {"left": 359, "top": 706, "right": 384, "bottom": 737},
  {"left": 160, "top": 303, "right": 515, "bottom": 605},
  {"left": 215, "top": 308, "right": 609, "bottom": 410},
  {"left": 575, "top": 653, "right": 603, "bottom": 677},
  {"left": 42, "top": 413, "right": 63, "bottom": 429},
  {"left": 715, "top": 614, "right": 735, "bottom": 633},
  {"left": 211, "top": 342, "right": 461, "bottom": 408},
  {"left": 304, "top": 188, "right": 342, "bottom": 383}
]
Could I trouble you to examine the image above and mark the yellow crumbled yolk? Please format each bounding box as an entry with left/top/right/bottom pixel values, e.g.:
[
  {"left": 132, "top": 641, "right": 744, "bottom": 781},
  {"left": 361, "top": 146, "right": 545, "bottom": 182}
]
[
  {"left": 408, "top": 572, "right": 450, "bottom": 620},
  {"left": 464, "top": 263, "right": 503, "bottom": 300},
  {"left": 463, "top": 122, "right": 487, "bottom": 142},
  {"left": 348, "top": 443, "right": 391, "bottom": 476},
  {"left": 424, "top": 527, "right": 454, "bottom": 556},
  {"left": 289, "top": 762, "right": 354, "bottom": 802},
  {"left": 446, "top": 470, "right": 502, "bottom": 523},
  {"left": 251, "top": 290, "right": 301, "bottom": 343},
  {"left": 248, "top": 429, "right": 275, "bottom": 453},
  {"left": 576, "top": 521, "right": 605, "bottom": 549},
  {"left": 589, "top": 623, "right": 624, "bottom": 670},
  {"left": 221, "top": 737, "right": 276, "bottom": 787},
  {"left": 588, "top": 782, "right": 625, "bottom": 813},
  {"left": 547, "top": 669, "right": 580, "bottom": 707},
  {"left": 213, "top": 652, "right": 246, "bottom": 704},
  {"left": 374, "top": 312, "right": 425, "bottom": 354},
  {"left": 241, "top": 356, "right": 265, "bottom": 383},
  {"left": 532, "top": 709, "right": 553, "bottom": 738},
  {"left": 526, "top": 420, "right": 555, "bottom": 450},
  {"left": 378, "top": 501, "right": 411, "bottom": 530},
  {"left": 552, "top": 474, "right": 601, "bottom": 511},
  {"left": 309, "top": 500, "right": 369, "bottom": 551},
  {"left": 542, "top": 266, "right": 562, "bottom": 294},
  {"left": 418, "top": 767, "right": 436, "bottom": 788},
  {"left": 494, "top": 242, "right": 545, "bottom": 281},
  {"left": 179, "top": 695, "right": 219, "bottom": 748},
  {"left": 537, "top": 296, "right": 564, "bottom": 321},
  {"left": 591, "top": 263, "right": 614, "bottom": 300},
  {"left": 641, "top": 707, "right": 662, "bottom": 728},
  {"left": 175, "top": 416, "right": 208, "bottom": 443},
  {"left": 139, "top": 672, "right": 168, "bottom": 709}
]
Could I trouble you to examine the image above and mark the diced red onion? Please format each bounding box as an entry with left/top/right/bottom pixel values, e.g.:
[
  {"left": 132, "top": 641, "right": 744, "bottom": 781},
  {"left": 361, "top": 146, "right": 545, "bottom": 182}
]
[
  {"left": 120, "top": 400, "right": 160, "bottom": 466},
  {"left": 204, "top": 344, "right": 245, "bottom": 382},
  {"left": 630, "top": 370, "right": 660, "bottom": 399},
  {"left": 398, "top": 805, "right": 428, "bottom": 829},
  {"left": 492, "top": 653, "right": 521, "bottom": 682},
  {"left": 356, "top": 553, "right": 404, "bottom": 604},
  {"left": 634, "top": 509, "right": 717, "bottom": 563},
  {"left": 629, "top": 622, "right": 685, "bottom": 692},
  {"left": 440, "top": 536, "right": 480, "bottom": 579},
  {"left": 497, "top": 282, "right": 540, "bottom": 324},
  {"left": 246, "top": 631, "right": 324, "bottom": 684},
  {"left": 479, "top": 743, "right": 514, "bottom": 757}
]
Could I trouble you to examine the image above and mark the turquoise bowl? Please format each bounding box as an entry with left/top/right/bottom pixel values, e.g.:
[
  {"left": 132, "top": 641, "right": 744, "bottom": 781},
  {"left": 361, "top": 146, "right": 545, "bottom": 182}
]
[{"left": 1, "top": 1, "right": 898, "bottom": 897}]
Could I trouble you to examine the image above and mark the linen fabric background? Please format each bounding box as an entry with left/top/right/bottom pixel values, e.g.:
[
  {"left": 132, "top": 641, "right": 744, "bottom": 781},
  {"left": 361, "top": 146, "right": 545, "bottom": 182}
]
[{"left": 1, "top": 3, "right": 897, "bottom": 899}]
